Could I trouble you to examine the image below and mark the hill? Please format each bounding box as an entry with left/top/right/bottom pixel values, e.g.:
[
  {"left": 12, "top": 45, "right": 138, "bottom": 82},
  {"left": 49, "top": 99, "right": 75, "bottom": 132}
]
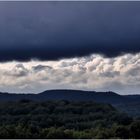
[
  {"left": 0, "top": 89, "right": 140, "bottom": 117},
  {"left": 0, "top": 89, "right": 133, "bottom": 104}
]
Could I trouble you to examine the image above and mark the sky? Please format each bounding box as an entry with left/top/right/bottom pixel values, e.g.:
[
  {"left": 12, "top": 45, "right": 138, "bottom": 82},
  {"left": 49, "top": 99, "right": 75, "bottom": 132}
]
[{"left": 0, "top": 1, "right": 140, "bottom": 94}]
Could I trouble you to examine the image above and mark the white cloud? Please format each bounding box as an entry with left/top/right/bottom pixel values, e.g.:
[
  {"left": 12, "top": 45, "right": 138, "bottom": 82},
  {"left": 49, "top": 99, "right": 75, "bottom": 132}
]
[{"left": 0, "top": 53, "right": 140, "bottom": 94}]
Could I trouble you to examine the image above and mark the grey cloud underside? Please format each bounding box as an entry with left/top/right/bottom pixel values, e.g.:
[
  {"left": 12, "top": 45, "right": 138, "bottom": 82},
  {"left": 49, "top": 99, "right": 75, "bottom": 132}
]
[{"left": 1, "top": 1, "right": 140, "bottom": 61}]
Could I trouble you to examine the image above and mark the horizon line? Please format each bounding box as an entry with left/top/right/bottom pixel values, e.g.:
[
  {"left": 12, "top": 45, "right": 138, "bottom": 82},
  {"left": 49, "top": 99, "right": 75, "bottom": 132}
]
[{"left": 0, "top": 88, "right": 138, "bottom": 96}]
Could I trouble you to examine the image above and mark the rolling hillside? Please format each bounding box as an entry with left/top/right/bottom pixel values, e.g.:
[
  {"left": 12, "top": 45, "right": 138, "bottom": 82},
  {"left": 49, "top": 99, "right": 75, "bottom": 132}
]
[
  {"left": 0, "top": 89, "right": 140, "bottom": 117},
  {"left": 0, "top": 89, "right": 134, "bottom": 104}
]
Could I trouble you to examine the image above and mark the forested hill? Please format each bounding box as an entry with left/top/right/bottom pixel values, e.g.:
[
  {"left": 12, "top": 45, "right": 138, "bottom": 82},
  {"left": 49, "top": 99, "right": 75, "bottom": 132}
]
[
  {"left": 0, "top": 89, "right": 138, "bottom": 104},
  {"left": 0, "top": 89, "right": 140, "bottom": 117}
]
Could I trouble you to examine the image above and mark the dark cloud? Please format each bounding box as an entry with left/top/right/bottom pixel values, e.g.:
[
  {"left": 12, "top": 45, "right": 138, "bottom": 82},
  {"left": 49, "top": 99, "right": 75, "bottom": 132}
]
[
  {"left": 13, "top": 64, "right": 29, "bottom": 77},
  {"left": 0, "top": 1, "right": 140, "bottom": 61},
  {"left": 100, "top": 71, "right": 120, "bottom": 78},
  {"left": 32, "top": 65, "right": 52, "bottom": 72},
  {"left": 5, "top": 63, "right": 29, "bottom": 77}
]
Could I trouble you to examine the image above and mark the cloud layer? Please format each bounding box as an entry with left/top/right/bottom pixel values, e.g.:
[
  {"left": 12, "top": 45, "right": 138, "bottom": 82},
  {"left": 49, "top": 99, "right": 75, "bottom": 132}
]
[
  {"left": 0, "top": 53, "right": 140, "bottom": 94},
  {"left": 0, "top": 2, "right": 140, "bottom": 61}
]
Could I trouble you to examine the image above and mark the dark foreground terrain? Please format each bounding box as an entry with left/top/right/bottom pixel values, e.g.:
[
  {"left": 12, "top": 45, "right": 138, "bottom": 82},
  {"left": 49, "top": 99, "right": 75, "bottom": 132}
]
[
  {"left": 0, "top": 100, "right": 140, "bottom": 139},
  {"left": 0, "top": 89, "right": 140, "bottom": 138}
]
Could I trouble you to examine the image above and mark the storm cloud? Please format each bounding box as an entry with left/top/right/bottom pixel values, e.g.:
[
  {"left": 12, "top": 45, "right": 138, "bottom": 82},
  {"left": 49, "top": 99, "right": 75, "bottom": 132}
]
[{"left": 1, "top": 1, "right": 140, "bottom": 61}]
